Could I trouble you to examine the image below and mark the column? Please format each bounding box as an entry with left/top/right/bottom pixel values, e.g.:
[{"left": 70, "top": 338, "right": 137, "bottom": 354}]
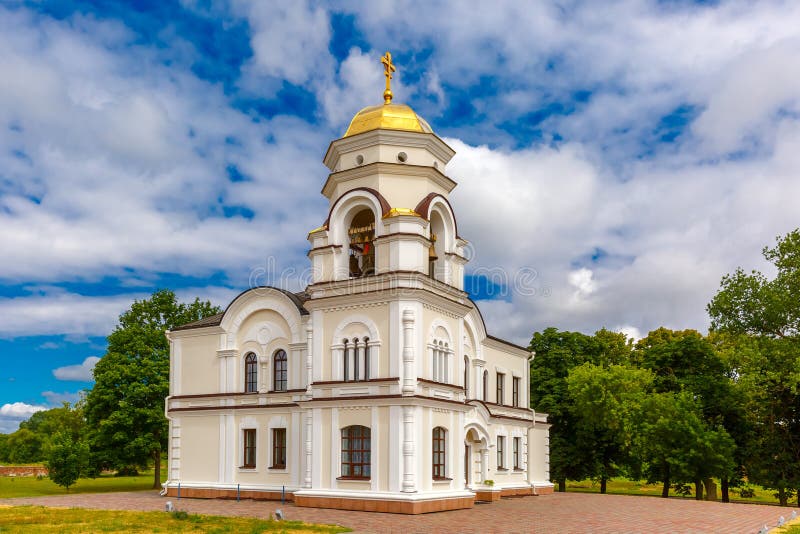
[
  {"left": 402, "top": 405, "right": 416, "bottom": 492},
  {"left": 305, "top": 324, "right": 313, "bottom": 394},
  {"left": 402, "top": 309, "right": 415, "bottom": 395},
  {"left": 481, "top": 447, "right": 489, "bottom": 483},
  {"left": 304, "top": 409, "right": 312, "bottom": 488}
]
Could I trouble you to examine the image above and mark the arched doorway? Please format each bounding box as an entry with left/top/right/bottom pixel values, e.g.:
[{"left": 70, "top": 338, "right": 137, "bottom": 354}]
[{"left": 464, "top": 427, "right": 488, "bottom": 488}]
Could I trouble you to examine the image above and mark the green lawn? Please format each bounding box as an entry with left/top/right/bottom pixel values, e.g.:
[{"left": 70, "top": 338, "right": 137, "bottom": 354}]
[
  {"left": 0, "top": 470, "right": 167, "bottom": 498},
  {"left": 0, "top": 505, "right": 349, "bottom": 533},
  {"left": 566, "top": 478, "right": 789, "bottom": 506}
]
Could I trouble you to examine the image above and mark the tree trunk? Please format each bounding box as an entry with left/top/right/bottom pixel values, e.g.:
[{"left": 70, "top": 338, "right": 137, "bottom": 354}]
[
  {"left": 778, "top": 487, "right": 787, "bottom": 507},
  {"left": 721, "top": 477, "right": 729, "bottom": 503},
  {"left": 558, "top": 478, "right": 566, "bottom": 492},
  {"left": 661, "top": 473, "right": 670, "bottom": 498},
  {"left": 695, "top": 480, "right": 703, "bottom": 501},
  {"left": 600, "top": 476, "right": 607, "bottom": 494},
  {"left": 152, "top": 450, "right": 161, "bottom": 490}
]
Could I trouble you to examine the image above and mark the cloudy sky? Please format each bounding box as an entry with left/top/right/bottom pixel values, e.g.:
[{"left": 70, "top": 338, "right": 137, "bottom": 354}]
[{"left": 1, "top": 0, "right": 798, "bottom": 432}]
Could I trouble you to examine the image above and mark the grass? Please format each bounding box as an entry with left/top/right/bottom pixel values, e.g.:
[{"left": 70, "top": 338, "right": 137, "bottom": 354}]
[
  {"left": 0, "top": 505, "right": 349, "bottom": 533},
  {"left": 566, "top": 478, "right": 791, "bottom": 506},
  {"left": 0, "top": 470, "right": 167, "bottom": 499}
]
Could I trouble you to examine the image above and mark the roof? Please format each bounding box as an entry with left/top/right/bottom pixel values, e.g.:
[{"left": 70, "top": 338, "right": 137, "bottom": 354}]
[
  {"left": 171, "top": 288, "right": 309, "bottom": 332},
  {"left": 343, "top": 103, "right": 433, "bottom": 138}
]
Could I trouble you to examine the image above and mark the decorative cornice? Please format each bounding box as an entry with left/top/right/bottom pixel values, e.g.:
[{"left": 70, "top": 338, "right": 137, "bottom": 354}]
[
  {"left": 323, "top": 129, "right": 456, "bottom": 171},
  {"left": 321, "top": 161, "right": 456, "bottom": 199}
]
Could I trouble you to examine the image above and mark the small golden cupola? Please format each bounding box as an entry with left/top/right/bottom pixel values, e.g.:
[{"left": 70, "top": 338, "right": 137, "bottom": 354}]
[{"left": 343, "top": 52, "right": 434, "bottom": 138}]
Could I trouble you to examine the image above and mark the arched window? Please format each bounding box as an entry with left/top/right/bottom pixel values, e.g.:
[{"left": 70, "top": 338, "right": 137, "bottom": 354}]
[
  {"left": 464, "top": 356, "right": 469, "bottom": 398},
  {"left": 432, "top": 427, "right": 447, "bottom": 479},
  {"left": 348, "top": 209, "right": 375, "bottom": 278},
  {"left": 482, "top": 370, "right": 488, "bottom": 401},
  {"left": 244, "top": 353, "right": 258, "bottom": 393},
  {"left": 343, "top": 337, "right": 370, "bottom": 382},
  {"left": 273, "top": 349, "right": 287, "bottom": 391},
  {"left": 341, "top": 425, "right": 371, "bottom": 479}
]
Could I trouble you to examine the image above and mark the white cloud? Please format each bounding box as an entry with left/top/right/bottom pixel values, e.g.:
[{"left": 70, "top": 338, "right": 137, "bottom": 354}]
[
  {"left": 0, "top": 402, "right": 46, "bottom": 433},
  {"left": 568, "top": 269, "right": 597, "bottom": 299},
  {"left": 41, "top": 391, "right": 82, "bottom": 405},
  {"left": 53, "top": 356, "right": 101, "bottom": 381}
]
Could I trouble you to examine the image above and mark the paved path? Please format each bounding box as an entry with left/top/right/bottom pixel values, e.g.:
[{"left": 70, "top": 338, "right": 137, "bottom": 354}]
[{"left": 1, "top": 490, "right": 793, "bottom": 533}]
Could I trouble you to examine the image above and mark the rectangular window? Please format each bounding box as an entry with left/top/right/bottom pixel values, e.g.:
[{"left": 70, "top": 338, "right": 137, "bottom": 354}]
[
  {"left": 242, "top": 429, "right": 256, "bottom": 468},
  {"left": 341, "top": 426, "right": 371, "bottom": 479},
  {"left": 496, "top": 373, "right": 505, "bottom": 405},
  {"left": 512, "top": 377, "right": 520, "bottom": 407},
  {"left": 497, "top": 436, "right": 505, "bottom": 469},
  {"left": 271, "top": 428, "right": 286, "bottom": 469},
  {"left": 513, "top": 437, "right": 521, "bottom": 469},
  {"left": 432, "top": 427, "right": 446, "bottom": 479}
]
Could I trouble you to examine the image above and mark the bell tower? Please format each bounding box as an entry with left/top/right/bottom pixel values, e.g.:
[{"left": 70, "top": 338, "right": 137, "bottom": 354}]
[{"left": 307, "top": 52, "right": 469, "bottom": 290}]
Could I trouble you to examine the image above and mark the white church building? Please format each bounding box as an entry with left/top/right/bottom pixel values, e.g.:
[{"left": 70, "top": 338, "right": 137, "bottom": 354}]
[{"left": 164, "top": 53, "right": 553, "bottom": 514}]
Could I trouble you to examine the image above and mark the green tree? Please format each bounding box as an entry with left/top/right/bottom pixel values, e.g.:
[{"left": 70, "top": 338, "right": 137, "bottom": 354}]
[
  {"left": 19, "top": 401, "right": 85, "bottom": 448},
  {"left": 634, "top": 328, "right": 737, "bottom": 499},
  {"left": 567, "top": 363, "right": 652, "bottom": 493},
  {"left": 0, "top": 433, "right": 10, "bottom": 463},
  {"left": 84, "top": 289, "right": 221, "bottom": 489},
  {"left": 529, "top": 328, "right": 632, "bottom": 491},
  {"left": 633, "top": 391, "right": 735, "bottom": 498},
  {"left": 708, "top": 229, "right": 800, "bottom": 506},
  {"left": 5, "top": 428, "right": 44, "bottom": 464},
  {"left": 45, "top": 432, "right": 89, "bottom": 491}
]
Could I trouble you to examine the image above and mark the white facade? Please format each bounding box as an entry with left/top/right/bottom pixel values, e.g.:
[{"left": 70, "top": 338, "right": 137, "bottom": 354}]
[{"left": 164, "top": 99, "right": 553, "bottom": 513}]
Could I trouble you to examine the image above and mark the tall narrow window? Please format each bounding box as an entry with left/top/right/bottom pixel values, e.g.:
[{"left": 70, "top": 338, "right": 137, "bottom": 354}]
[
  {"left": 272, "top": 428, "right": 286, "bottom": 469},
  {"left": 497, "top": 436, "right": 506, "bottom": 469},
  {"left": 513, "top": 437, "right": 521, "bottom": 470},
  {"left": 353, "top": 338, "right": 360, "bottom": 381},
  {"left": 244, "top": 353, "right": 258, "bottom": 393},
  {"left": 483, "top": 370, "right": 488, "bottom": 400},
  {"left": 464, "top": 356, "right": 469, "bottom": 398},
  {"left": 496, "top": 372, "right": 505, "bottom": 405},
  {"left": 432, "top": 427, "right": 447, "bottom": 479},
  {"left": 363, "top": 338, "right": 370, "bottom": 380},
  {"left": 273, "top": 349, "right": 287, "bottom": 391},
  {"left": 341, "top": 426, "right": 371, "bottom": 479},
  {"left": 242, "top": 429, "right": 256, "bottom": 468},
  {"left": 512, "top": 376, "right": 520, "bottom": 407},
  {"left": 343, "top": 339, "right": 349, "bottom": 381}
]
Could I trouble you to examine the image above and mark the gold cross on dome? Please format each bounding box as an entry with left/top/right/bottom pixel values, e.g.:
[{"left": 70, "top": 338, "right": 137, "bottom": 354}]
[{"left": 381, "top": 51, "right": 396, "bottom": 104}]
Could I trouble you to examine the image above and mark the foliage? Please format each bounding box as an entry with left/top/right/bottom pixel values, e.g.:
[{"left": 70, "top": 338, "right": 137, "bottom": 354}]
[
  {"left": 44, "top": 432, "right": 89, "bottom": 491},
  {"left": 5, "top": 429, "right": 44, "bottom": 464},
  {"left": 84, "top": 289, "right": 221, "bottom": 489},
  {"left": 566, "top": 363, "right": 652, "bottom": 490},
  {"left": 0, "top": 506, "right": 349, "bottom": 533},
  {"left": 707, "top": 229, "right": 800, "bottom": 505}
]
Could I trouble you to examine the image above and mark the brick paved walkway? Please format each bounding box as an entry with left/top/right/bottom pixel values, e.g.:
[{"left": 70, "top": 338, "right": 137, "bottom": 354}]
[{"left": 1, "top": 490, "right": 793, "bottom": 533}]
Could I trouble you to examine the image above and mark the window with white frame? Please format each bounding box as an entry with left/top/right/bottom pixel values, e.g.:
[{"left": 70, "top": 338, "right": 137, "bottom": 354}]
[
  {"left": 513, "top": 437, "right": 521, "bottom": 470},
  {"left": 432, "top": 427, "right": 447, "bottom": 479},
  {"left": 242, "top": 428, "right": 256, "bottom": 468},
  {"left": 342, "top": 336, "right": 370, "bottom": 381},
  {"left": 497, "top": 436, "right": 506, "bottom": 470},
  {"left": 432, "top": 340, "right": 450, "bottom": 383}
]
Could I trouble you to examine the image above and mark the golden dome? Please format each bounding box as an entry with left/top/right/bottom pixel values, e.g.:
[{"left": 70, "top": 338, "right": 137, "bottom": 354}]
[{"left": 343, "top": 103, "right": 433, "bottom": 138}]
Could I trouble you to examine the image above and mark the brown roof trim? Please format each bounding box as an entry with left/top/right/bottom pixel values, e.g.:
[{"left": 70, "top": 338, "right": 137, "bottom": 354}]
[
  {"left": 171, "top": 312, "right": 224, "bottom": 331},
  {"left": 417, "top": 377, "right": 465, "bottom": 391},
  {"left": 311, "top": 377, "right": 399, "bottom": 386},
  {"left": 414, "top": 192, "right": 460, "bottom": 238},
  {"left": 485, "top": 334, "right": 530, "bottom": 353},
  {"left": 169, "top": 402, "right": 299, "bottom": 413},
  {"left": 323, "top": 187, "right": 391, "bottom": 228}
]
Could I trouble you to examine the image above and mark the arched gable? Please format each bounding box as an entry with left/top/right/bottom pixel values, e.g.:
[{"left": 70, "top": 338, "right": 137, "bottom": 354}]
[
  {"left": 428, "top": 317, "right": 453, "bottom": 344},
  {"left": 220, "top": 287, "right": 306, "bottom": 345}
]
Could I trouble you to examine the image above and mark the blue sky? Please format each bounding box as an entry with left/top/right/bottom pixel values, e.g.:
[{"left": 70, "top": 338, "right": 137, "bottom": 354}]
[{"left": 2, "top": 0, "right": 799, "bottom": 431}]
